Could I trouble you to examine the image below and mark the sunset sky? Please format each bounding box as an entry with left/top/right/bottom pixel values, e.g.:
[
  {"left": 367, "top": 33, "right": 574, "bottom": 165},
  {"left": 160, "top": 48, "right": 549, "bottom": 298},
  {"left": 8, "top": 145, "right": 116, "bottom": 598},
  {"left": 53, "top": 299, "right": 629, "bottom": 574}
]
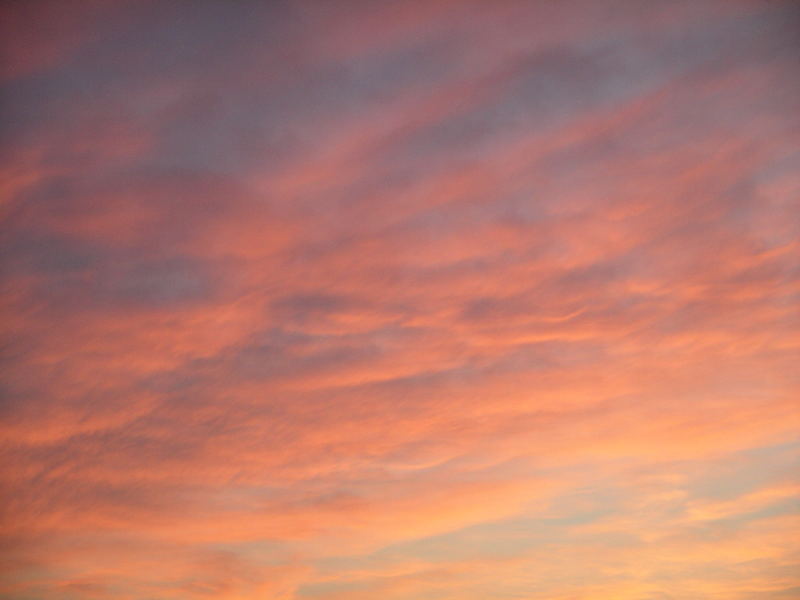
[{"left": 1, "top": 1, "right": 799, "bottom": 599}]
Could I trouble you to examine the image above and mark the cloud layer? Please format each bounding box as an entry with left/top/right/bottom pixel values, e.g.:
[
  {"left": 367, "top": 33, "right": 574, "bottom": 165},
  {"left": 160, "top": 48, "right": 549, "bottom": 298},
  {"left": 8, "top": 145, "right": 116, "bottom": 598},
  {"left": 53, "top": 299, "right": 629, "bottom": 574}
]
[{"left": 1, "top": 1, "right": 799, "bottom": 598}]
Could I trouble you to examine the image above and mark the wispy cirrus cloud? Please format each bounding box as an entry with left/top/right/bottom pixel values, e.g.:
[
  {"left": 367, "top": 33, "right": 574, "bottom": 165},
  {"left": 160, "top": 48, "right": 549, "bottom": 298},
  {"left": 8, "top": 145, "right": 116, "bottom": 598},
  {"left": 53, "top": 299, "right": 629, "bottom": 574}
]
[{"left": 1, "top": 1, "right": 799, "bottom": 598}]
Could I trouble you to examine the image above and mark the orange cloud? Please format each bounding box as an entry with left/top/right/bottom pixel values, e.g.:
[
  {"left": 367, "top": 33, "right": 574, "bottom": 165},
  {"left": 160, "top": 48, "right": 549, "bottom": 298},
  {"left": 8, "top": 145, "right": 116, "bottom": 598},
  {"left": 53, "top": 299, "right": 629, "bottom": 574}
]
[{"left": 1, "top": 0, "right": 799, "bottom": 598}]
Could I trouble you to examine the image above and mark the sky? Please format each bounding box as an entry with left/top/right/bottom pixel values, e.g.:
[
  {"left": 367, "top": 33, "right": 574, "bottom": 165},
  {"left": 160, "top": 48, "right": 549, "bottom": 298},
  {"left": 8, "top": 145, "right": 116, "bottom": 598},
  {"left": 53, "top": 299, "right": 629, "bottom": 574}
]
[{"left": 0, "top": 1, "right": 799, "bottom": 599}]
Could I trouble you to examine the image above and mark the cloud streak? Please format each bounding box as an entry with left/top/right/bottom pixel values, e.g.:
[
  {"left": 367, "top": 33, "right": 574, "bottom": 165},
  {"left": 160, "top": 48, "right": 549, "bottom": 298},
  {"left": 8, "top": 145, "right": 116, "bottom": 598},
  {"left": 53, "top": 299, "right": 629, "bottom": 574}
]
[{"left": 1, "top": 0, "right": 799, "bottom": 598}]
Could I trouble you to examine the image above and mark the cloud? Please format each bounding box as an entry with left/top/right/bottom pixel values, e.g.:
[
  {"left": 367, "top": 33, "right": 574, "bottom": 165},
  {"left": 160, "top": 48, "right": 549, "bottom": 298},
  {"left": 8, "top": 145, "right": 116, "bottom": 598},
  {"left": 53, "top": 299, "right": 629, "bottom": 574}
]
[{"left": 1, "top": 0, "right": 799, "bottom": 598}]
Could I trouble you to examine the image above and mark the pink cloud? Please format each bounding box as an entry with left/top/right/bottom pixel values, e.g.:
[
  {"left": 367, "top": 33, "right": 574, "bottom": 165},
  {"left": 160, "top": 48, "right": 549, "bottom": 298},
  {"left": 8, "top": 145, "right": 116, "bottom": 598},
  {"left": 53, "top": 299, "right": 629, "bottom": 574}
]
[{"left": 1, "top": 0, "right": 798, "bottom": 598}]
